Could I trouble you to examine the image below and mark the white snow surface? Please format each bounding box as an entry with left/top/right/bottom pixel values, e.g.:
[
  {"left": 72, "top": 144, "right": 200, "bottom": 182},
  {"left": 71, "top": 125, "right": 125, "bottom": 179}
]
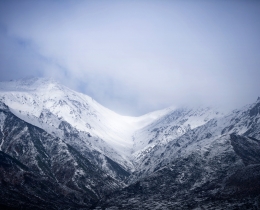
[
  {"left": 0, "top": 112, "right": 6, "bottom": 150},
  {"left": 0, "top": 78, "right": 174, "bottom": 163},
  {"left": 0, "top": 78, "right": 231, "bottom": 170},
  {"left": 131, "top": 106, "right": 225, "bottom": 160}
]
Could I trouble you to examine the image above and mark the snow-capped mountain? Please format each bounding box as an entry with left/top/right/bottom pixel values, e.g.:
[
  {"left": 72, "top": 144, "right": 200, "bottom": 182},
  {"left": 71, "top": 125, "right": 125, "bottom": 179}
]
[
  {"left": 0, "top": 102, "right": 126, "bottom": 209},
  {"left": 132, "top": 106, "right": 224, "bottom": 163},
  {"left": 96, "top": 97, "right": 260, "bottom": 209},
  {"left": 0, "top": 78, "right": 132, "bottom": 156},
  {"left": 0, "top": 78, "right": 220, "bottom": 165},
  {"left": 0, "top": 77, "right": 260, "bottom": 209},
  {"left": 0, "top": 78, "right": 173, "bottom": 171},
  {"left": 126, "top": 96, "right": 260, "bottom": 180}
]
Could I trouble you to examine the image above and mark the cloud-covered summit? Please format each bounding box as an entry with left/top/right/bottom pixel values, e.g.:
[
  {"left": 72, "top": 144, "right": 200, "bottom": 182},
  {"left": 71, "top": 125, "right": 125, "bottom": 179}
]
[{"left": 0, "top": 1, "right": 260, "bottom": 115}]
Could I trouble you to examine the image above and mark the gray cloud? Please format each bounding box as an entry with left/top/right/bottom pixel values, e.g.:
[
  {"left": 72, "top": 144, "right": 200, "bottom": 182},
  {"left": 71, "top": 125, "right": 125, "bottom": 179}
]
[{"left": 0, "top": 0, "right": 260, "bottom": 115}]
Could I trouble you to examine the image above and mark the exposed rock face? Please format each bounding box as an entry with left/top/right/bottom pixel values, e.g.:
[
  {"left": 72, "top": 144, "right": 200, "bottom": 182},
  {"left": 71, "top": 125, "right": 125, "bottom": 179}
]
[
  {"left": 0, "top": 104, "right": 124, "bottom": 209},
  {"left": 95, "top": 135, "right": 260, "bottom": 209}
]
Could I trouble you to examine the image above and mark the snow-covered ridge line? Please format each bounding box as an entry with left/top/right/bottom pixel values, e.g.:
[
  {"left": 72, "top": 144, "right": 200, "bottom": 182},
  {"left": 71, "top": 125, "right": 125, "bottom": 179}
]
[
  {"left": 0, "top": 78, "right": 175, "bottom": 165},
  {"left": 2, "top": 77, "right": 250, "bottom": 170}
]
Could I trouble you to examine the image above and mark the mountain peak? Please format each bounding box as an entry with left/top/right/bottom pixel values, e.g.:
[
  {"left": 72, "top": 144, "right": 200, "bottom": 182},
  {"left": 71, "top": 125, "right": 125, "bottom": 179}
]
[
  {"left": 0, "top": 77, "right": 62, "bottom": 92},
  {"left": 17, "top": 77, "right": 59, "bottom": 87}
]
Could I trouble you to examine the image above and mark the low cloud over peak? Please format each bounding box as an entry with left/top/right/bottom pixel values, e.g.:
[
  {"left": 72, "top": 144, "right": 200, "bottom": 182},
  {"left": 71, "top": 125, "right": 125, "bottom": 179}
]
[{"left": 0, "top": 0, "right": 260, "bottom": 115}]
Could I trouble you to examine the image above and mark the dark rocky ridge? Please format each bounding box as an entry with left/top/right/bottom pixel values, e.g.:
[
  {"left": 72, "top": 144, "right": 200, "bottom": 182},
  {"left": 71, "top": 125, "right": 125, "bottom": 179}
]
[
  {"left": 94, "top": 134, "right": 260, "bottom": 209},
  {"left": 0, "top": 104, "right": 125, "bottom": 209}
]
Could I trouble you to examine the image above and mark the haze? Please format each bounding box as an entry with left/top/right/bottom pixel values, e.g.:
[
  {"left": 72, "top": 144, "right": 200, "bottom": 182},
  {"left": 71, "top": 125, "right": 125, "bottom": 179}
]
[{"left": 0, "top": 0, "right": 260, "bottom": 116}]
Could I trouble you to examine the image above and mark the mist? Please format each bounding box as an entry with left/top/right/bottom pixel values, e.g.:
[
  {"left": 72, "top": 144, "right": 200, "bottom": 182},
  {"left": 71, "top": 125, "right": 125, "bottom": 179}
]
[{"left": 0, "top": 0, "right": 260, "bottom": 115}]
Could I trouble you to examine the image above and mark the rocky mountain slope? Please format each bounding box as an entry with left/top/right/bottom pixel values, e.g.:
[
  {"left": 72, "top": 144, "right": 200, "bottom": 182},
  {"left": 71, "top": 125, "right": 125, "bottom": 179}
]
[
  {"left": 94, "top": 98, "right": 260, "bottom": 209},
  {"left": 0, "top": 78, "right": 259, "bottom": 209},
  {"left": 0, "top": 102, "right": 126, "bottom": 209},
  {"left": 0, "top": 78, "right": 173, "bottom": 171}
]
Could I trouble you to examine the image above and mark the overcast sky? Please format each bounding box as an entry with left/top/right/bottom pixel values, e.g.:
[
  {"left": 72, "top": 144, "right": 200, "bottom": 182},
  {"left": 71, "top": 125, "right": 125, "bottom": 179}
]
[{"left": 0, "top": 0, "right": 260, "bottom": 116}]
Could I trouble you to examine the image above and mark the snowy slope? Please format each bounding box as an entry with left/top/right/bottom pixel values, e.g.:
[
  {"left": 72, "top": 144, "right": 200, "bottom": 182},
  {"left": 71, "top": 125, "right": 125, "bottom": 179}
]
[
  {"left": 1, "top": 77, "right": 258, "bottom": 173},
  {"left": 130, "top": 97, "right": 260, "bottom": 179},
  {"left": 100, "top": 98, "right": 260, "bottom": 209},
  {"left": 132, "top": 106, "right": 225, "bottom": 162},
  {"left": 0, "top": 102, "right": 127, "bottom": 209},
  {"left": 0, "top": 78, "right": 172, "bottom": 169},
  {"left": 1, "top": 77, "right": 260, "bottom": 209}
]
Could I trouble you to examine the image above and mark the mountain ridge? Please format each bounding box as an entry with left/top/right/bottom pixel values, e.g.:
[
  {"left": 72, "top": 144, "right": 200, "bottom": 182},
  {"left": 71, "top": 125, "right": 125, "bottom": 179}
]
[
  {"left": 0, "top": 78, "right": 182, "bottom": 169},
  {"left": 0, "top": 77, "right": 260, "bottom": 209}
]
